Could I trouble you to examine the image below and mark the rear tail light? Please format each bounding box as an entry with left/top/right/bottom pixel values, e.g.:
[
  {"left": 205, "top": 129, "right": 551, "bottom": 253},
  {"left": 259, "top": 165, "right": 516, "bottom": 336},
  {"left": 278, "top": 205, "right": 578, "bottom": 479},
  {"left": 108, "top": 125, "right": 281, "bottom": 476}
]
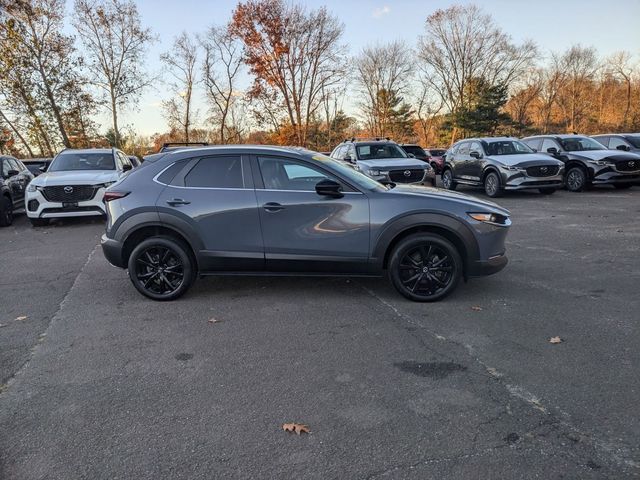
[{"left": 103, "top": 191, "right": 130, "bottom": 202}]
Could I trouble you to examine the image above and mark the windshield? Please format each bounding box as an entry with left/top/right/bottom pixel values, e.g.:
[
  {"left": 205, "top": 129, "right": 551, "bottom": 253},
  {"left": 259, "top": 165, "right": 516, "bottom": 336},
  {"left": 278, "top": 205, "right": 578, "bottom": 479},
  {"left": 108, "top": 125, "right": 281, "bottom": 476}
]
[
  {"left": 356, "top": 144, "right": 408, "bottom": 160},
  {"left": 49, "top": 152, "right": 115, "bottom": 171},
  {"left": 485, "top": 140, "right": 534, "bottom": 156},
  {"left": 559, "top": 137, "right": 606, "bottom": 152},
  {"left": 625, "top": 136, "right": 640, "bottom": 148},
  {"left": 311, "top": 153, "right": 385, "bottom": 191}
]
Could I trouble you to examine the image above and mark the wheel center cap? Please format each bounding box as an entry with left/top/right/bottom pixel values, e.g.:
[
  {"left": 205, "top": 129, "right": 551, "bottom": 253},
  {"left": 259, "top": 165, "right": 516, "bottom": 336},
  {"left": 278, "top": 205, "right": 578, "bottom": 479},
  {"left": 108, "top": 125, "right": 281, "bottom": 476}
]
[{"left": 422, "top": 266, "right": 429, "bottom": 273}]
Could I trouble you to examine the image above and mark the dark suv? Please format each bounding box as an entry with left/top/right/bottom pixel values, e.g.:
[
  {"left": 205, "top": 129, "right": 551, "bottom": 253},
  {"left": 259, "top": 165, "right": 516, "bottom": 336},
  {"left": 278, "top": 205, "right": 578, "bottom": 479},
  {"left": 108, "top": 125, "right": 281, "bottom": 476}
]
[
  {"left": 522, "top": 134, "right": 640, "bottom": 191},
  {"left": 442, "top": 137, "right": 564, "bottom": 197},
  {"left": 331, "top": 139, "right": 435, "bottom": 186},
  {"left": 1, "top": 155, "right": 33, "bottom": 226},
  {"left": 101, "top": 146, "right": 510, "bottom": 302},
  {"left": 591, "top": 134, "right": 640, "bottom": 154}
]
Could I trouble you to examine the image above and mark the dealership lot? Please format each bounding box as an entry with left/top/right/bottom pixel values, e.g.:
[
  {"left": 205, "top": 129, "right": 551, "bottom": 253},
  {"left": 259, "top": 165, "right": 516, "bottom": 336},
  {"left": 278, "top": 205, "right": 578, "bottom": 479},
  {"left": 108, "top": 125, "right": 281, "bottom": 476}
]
[{"left": 1, "top": 187, "right": 639, "bottom": 478}]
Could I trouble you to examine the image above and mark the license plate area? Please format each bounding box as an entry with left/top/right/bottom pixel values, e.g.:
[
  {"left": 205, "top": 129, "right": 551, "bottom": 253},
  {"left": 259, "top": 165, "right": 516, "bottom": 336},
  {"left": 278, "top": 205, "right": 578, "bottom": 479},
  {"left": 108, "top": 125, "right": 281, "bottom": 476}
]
[{"left": 62, "top": 202, "right": 78, "bottom": 208}]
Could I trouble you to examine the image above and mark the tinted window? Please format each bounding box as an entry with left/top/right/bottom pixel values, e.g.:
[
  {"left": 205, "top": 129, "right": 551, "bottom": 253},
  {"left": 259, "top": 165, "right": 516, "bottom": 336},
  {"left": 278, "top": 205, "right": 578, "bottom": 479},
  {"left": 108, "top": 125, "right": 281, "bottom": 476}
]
[
  {"left": 184, "top": 156, "right": 244, "bottom": 188},
  {"left": 523, "top": 138, "right": 542, "bottom": 151},
  {"left": 457, "top": 143, "right": 470, "bottom": 156},
  {"left": 7, "top": 158, "right": 21, "bottom": 171},
  {"left": 484, "top": 140, "right": 533, "bottom": 155},
  {"left": 609, "top": 137, "right": 629, "bottom": 150},
  {"left": 50, "top": 152, "right": 115, "bottom": 171},
  {"left": 428, "top": 149, "right": 446, "bottom": 156},
  {"left": 541, "top": 138, "right": 560, "bottom": 153},
  {"left": 559, "top": 137, "right": 606, "bottom": 151},
  {"left": 158, "top": 160, "right": 190, "bottom": 185},
  {"left": 469, "top": 142, "right": 484, "bottom": 155},
  {"left": 625, "top": 135, "right": 640, "bottom": 148},
  {"left": 356, "top": 144, "right": 407, "bottom": 160},
  {"left": 594, "top": 136, "right": 610, "bottom": 147},
  {"left": 259, "top": 157, "right": 332, "bottom": 191},
  {"left": 402, "top": 145, "right": 427, "bottom": 157},
  {"left": 1, "top": 159, "right": 9, "bottom": 177}
]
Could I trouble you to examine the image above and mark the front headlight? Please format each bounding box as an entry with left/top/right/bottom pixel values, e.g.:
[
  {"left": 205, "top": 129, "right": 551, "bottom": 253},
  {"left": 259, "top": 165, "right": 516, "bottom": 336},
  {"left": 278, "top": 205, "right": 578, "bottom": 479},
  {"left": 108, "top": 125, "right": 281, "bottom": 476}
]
[
  {"left": 98, "top": 181, "right": 116, "bottom": 188},
  {"left": 498, "top": 164, "right": 521, "bottom": 171},
  {"left": 588, "top": 160, "right": 609, "bottom": 166},
  {"left": 27, "top": 183, "right": 41, "bottom": 192},
  {"left": 365, "top": 169, "right": 381, "bottom": 176},
  {"left": 468, "top": 212, "right": 509, "bottom": 225}
]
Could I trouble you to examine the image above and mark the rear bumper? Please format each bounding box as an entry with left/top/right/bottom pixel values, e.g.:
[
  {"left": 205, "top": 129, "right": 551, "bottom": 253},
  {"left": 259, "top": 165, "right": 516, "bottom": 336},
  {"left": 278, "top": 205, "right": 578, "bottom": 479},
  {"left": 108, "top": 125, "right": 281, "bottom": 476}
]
[
  {"left": 467, "top": 253, "right": 508, "bottom": 277},
  {"left": 101, "top": 234, "right": 126, "bottom": 268}
]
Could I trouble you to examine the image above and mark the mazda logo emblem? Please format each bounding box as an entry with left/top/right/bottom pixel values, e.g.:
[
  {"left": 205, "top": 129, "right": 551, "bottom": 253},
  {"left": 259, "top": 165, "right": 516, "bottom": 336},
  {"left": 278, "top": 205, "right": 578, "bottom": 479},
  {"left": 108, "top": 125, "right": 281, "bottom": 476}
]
[
  {"left": 540, "top": 166, "right": 548, "bottom": 172},
  {"left": 64, "top": 186, "right": 74, "bottom": 194},
  {"left": 630, "top": 161, "right": 636, "bottom": 168},
  {"left": 403, "top": 170, "right": 411, "bottom": 177}
]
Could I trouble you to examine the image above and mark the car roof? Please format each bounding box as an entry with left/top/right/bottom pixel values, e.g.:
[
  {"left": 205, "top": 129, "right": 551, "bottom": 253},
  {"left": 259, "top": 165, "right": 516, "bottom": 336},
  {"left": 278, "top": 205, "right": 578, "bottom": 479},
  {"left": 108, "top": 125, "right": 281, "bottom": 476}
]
[
  {"left": 160, "top": 144, "right": 319, "bottom": 159},
  {"left": 524, "top": 134, "right": 589, "bottom": 139},
  {"left": 57, "top": 148, "right": 115, "bottom": 154},
  {"left": 593, "top": 133, "right": 640, "bottom": 137},
  {"left": 455, "top": 137, "right": 519, "bottom": 143}
]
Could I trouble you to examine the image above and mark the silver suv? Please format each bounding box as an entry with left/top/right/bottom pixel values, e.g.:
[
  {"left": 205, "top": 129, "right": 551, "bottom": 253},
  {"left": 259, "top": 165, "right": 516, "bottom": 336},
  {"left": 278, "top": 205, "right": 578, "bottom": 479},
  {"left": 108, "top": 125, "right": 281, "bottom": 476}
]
[{"left": 101, "top": 146, "right": 510, "bottom": 302}]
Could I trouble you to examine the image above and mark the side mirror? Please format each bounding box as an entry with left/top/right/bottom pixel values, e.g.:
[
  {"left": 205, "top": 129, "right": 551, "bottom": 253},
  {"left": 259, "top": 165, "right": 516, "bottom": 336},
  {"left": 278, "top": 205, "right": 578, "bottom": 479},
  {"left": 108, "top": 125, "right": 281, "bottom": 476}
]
[
  {"left": 39, "top": 165, "right": 47, "bottom": 172},
  {"left": 531, "top": 148, "right": 538, "bottom": 152},
  {"left": 547, "top": 147, "right": 558, "bottom": 155},
  {"left": 122, "top": 163, "right": 132, "bottom": 172},
  {"left": 7, "top": 169, "right": 19, "bottom": 177},
  {"left": 315, "top": 179, "right": 343, "bottom": 198},
  {"left": 469, "top": 150, "right": 481, "bottom": 159},
  {"left": 343, "top": 155, "right": 352, "bottom": 162},
  {"left": 616, "top": 144, "right": 630, "bottom": 151},
  {"left": 408, "top": 153, "right": 416, "bottom": 158}
]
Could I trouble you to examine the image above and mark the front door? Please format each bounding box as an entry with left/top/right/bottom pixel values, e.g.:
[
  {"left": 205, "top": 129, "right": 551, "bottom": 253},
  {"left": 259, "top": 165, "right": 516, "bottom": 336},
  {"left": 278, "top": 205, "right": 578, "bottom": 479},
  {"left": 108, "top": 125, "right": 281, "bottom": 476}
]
[{"left": 253, "top": 155, "right": 370, "bottom": 274}]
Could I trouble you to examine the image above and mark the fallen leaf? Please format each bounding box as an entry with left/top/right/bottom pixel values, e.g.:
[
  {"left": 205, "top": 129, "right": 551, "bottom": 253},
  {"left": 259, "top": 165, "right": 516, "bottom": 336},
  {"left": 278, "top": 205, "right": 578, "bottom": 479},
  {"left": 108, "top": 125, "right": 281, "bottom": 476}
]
[
  {"left": 549, "top": 336, "right": 563, "bottom": 344},
  {"left": 208, "top": 317, "right": 222, "bottom": 324},
  {"left": 282, "top": 423, "right": 310, "bottom": 435},
  {"left": 15, "top": 316, "right": 27, "bottom": 321},
  {"left": 471, "top": 306, "right": 483, "bottom": 311}
]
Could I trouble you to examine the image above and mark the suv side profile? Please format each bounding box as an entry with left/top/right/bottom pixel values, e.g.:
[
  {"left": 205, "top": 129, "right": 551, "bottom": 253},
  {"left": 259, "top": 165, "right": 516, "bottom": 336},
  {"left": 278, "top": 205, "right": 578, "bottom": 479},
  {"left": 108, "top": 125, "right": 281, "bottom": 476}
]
[
  {"left": 330, "top": 139, "right": 435, "bottom": 186},
  {"left": 1, "top": 156, "right": 34, "bottom": 226},
  {"left": 101, "top": 146, "right": 511, "bottom": 302},
  {"left": 442, "top": 137, "right": 564, "bottom": 197},
  {"left": 522, "top": 135, "right": 640, "bottom": 191}
]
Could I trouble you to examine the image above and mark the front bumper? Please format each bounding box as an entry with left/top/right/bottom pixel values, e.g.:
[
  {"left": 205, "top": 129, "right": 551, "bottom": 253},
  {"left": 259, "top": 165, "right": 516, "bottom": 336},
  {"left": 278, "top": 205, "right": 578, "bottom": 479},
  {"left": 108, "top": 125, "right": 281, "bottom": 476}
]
[
  {"left": 591, "top": 168, "right": 640, "bottom": 185},
  {"left": 500, "top": 170, "right": 564, "bottom": 190},
  {"left": 26, "top": 188, "right": 107, "bottom": 219},
  {"left": 468, "top": 253, "right": 508, "bottom": 277},
  {"left": 101, "top": 234, "right": 126, "bottom": 268}
]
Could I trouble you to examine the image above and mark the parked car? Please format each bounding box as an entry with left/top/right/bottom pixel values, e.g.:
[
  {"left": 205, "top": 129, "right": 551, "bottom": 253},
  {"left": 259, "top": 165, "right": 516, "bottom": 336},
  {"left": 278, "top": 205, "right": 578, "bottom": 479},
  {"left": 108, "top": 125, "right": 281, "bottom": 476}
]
[
  {"left": 158, "top": 142, "right": 209, "bottom": 153},
  {"left": 400, "top": 144, "right": 431, "bottom": 163},
  {"left": 522, "top": 134, "right": 640, "bottom": 191},
  {"left": 101, "top": 146, "right": 510, "bottom": 302},
  {"left": 1, "top": 156, "right": 34, "bottom": 226},
  {"left": 426, "top": 148, "right": 447, "bottom": 174},
  {"left": 591, "top": 133, "right": 640, "bottom": 154},
  {"left": 22, "top": 158, "right": 52, "bottom": 177},
  {"left": 330, "top": 139, "right": 435, "bottom": 186},
  {"left": 25, "top": 148, "right": 134, "bottom": 226},
  {"left": 441, "top": 137, "right": 564, "bottom": 197},
  {"left": 128, "top": 155, "right": 141, "bottom": 167}
]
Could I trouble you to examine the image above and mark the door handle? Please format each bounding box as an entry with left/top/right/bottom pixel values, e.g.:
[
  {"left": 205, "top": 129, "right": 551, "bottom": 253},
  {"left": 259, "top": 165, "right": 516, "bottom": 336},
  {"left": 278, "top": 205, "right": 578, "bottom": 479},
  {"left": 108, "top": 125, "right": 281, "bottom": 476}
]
[
  {"left": 166, "top": 198, "right": 191, "bottom": 206},
  {"left": 263, "top": 202, "right": 284, "bottom": 212}
]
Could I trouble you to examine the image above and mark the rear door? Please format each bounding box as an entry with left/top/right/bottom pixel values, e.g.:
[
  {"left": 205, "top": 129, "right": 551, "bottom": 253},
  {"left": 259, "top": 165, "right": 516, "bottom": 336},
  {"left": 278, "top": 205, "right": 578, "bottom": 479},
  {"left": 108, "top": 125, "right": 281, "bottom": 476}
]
[
  {"left": 156, "top": 154, "right": 264, "bottom": 272},
  {"left": 454, "top": 142, "right": 471, "bottom": 179},
  {"left": 467, "top": 141, "right": 484, "bottom": 182},
  {"left": 253, "top": 155, "right": 370, "bottom": 274}
]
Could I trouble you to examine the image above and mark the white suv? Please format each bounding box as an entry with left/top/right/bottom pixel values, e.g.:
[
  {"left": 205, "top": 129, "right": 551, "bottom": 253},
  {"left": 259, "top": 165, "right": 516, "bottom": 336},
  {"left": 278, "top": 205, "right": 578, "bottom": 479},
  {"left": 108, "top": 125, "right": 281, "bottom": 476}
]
[{"left": 26, "top": 148, "right": 133, "bottom": 226}]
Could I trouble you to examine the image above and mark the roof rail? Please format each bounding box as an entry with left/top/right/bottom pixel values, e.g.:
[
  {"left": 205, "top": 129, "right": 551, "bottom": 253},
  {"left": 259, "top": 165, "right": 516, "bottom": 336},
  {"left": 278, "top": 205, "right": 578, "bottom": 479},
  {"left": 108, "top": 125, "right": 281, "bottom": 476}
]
[{"left": 342, "top": 137, "right": 393, "bottom": 143}]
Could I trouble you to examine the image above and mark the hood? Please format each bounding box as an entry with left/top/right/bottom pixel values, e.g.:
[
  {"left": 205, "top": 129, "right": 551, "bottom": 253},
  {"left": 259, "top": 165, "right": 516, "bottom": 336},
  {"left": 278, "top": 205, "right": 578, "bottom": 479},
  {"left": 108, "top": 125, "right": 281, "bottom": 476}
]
[
  {"left": 487, "top": 153, "right": 563, "bottom": 167},
  {"left": 388, "top": 184, "right": 510, "bottom": 216},
  {"left": 566, "top": 150, "right": 640, "bottom": 162},
  {"left": 357, "top": 158, "right": 428, "bottom": 169},
  {"left": 31, "top": 170, "right": 119, "bottom": 186}
]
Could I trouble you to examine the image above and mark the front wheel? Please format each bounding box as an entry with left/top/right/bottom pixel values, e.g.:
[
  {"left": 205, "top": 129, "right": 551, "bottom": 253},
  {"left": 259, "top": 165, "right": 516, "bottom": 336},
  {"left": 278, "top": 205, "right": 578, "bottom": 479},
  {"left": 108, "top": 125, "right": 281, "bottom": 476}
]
[
  {"left": 389, "top": 233, "right": 462, "bottom": 302},
  {"left": 0, "top": 196, "right": 13, "bottom": 227},
  {"left": 128, "top": 236, "right": 195, "bottom": 301},
  {"left": 565, "top": 167, "right": 587, "bottom": 192},
  {"left": 441, "top": 169, "right": 457, "bottom": 190},
  {"left": 539, "top": 188, "right": 556, "bottom": 195},
  {"left": 484, "top": 172, "right": 503, "bottom": 198}
]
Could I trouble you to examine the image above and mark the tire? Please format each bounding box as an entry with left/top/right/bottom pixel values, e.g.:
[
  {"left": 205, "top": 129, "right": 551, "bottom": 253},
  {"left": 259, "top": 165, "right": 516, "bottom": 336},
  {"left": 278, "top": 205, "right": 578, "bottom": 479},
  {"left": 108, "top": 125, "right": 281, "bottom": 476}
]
[
  {"left": 565, "top": 167, "right": 587, "bottom": 192},
  {"left": 441, "top": 168, "right": 457, "bottom": 190},
  {"left": 389, "top": 233, "right": 462, "bottom": 302},
  {"left": 0, "top": 196, "right": 13, "bottom": 227},
  {"left": 538, "top": 188, "right": 556, "bottom": 195},
  {"left": 29, "top": 218, "right": 49, "bottom": 227},
  {"left": 483, "top": 171, "right": 503, "bottom": 198},
  {"left": 128, "top": 236, "right": 195, "bottom": 301},
  {"left": 613, "top": 184, "right": 632, "bottom": 190}
]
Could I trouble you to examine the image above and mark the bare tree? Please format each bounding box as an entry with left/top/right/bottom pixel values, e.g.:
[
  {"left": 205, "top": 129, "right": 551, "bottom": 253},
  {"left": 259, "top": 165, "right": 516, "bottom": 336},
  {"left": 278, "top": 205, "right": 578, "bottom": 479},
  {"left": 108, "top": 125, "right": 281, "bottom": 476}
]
[
  {"left": 413, "top": 82, "right": 444, "bottom": 146},
  {"left": 605, "top": 51, "right": 636, "bottom": 129},
  {"left": 230, "top": 0, "right": 346, "bottom": 146},
  {"left": 355, "top": 41, "right": 414, "bottom": 137},
  {"left": 161, "top": 32, "right": 198, "bottom": 143},
  {"left": 73, "top": 0, "right": 154, "bottom": 148},
  {"left": 200, "top": 26, "right": 243, "bottom": 143}
]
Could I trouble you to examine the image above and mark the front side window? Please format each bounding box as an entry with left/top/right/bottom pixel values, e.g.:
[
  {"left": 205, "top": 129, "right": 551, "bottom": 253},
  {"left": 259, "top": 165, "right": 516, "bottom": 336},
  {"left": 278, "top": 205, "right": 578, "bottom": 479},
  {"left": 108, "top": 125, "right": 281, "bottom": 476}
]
[
  {"left": 541, "top": 138, "right": 560, "bottom": 153},
  {"left": 184, "top": 156, "right": 244, "bottom": 188},
  {"left": 457, "top": 143, "right": 470, "bottom": 156},
  {"left": 625, "top": 136, "right": 640, "bottom": 148},
  {"left": 609, "top": 137, "right": 629, "bottom": 150},
  {"left": 1, "top": 159, "right": 9, "bottom": 177},
  {"left": 559, "top": 137, "right": 606, "bottom": 152},
  {"left": 356, "top": 144, "right": 407, "bottom": 160},
  {"left": 484, "top": 140, "right": 533, "bottom": 156},
  {"left": 523, "top": 138, "right": 542, "bottom": 151},
  {"left": 332, "top": 146, "right": 345, "bottom": 159},
  {"left": 259, "top": 157, "right": 335, "bottom": 191},
  {"left": 594, "top": 136, "right": 610, "bottom": 147},
  {"left": 469, "top": 142, "right": 484, "bottom": 155},
  {"left": 49, "top": 152, "right": 115, "bottom": 172}
]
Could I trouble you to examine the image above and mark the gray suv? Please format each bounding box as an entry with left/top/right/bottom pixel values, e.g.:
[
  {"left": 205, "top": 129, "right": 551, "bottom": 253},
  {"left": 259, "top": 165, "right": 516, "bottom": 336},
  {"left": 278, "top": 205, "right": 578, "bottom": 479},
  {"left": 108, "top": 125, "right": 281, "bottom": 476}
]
[{"left": 101, "top": 146, "right": 511, "bottom": 302}]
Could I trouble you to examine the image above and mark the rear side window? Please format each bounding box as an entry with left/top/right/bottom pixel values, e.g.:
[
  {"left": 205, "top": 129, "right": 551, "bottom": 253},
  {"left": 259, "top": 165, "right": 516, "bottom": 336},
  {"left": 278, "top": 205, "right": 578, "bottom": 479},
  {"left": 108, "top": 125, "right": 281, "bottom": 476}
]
[
  {"left": 184, "top": 156, "right": 244, "bottom": 188},
  {"left": 523, "top": 138, "right": 542, "bottom": 151},
  {"left": 595, "top": 136, "right": 610, "bottom": 147},
  {"left": 157, "top": 159, "right": 189, "bottom": 185}
]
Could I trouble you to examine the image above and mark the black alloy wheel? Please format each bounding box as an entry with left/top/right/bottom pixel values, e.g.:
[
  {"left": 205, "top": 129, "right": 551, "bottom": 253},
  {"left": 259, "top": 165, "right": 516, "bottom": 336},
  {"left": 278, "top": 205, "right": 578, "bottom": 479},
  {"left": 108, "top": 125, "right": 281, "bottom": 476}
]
[
  {"left": 442, "top": 169, "right": 456, "bottom": 190},
  {"left": 484, "top": 172, "right": 503, "bottom": 198},
  {"left": 389, "top": 233, "right": 462, "bottom": 302},
  {"left": 128, "top": 236, "right": 194, "bottom": 300},
  {"left": 566, "top": 167, "right": 587, "bottom": 192}
]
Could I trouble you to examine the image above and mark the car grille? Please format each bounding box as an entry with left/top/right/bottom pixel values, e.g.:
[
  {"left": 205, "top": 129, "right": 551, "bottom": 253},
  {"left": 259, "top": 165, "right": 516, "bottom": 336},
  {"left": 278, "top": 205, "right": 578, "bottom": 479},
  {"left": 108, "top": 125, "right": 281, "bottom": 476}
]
[
  {"left": 526, "top": 165, "right": 559, "bottom": 177},
  {"left": 42, "top": 185, "right": 97, "bottom": 203},
  {"left": 615, "top": 160, "right": 640, "bottom": 172},
  {"left": 388, "top": 169, "right": 425, "bottom": 183}
]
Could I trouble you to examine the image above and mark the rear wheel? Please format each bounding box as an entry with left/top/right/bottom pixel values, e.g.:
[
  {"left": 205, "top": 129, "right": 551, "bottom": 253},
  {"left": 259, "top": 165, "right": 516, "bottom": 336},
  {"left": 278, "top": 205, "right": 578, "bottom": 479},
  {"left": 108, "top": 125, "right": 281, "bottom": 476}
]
[
  {"left": 0, "top": 196, "right": 13, "bottom": 227},
  {"left": 565, "top": 167, "right": 587, "bottom": 192},
  {"left": 128, "top": 236, "right": 195, "bottom": 301},
  {"left": 484, "top": 172, "right": 503, "bottom": 198},
  {"left": 613, "top": 184, "right": 632, "bottom": 190},
  {"left": 538, "top": 188, "right": 556, "bottom": 195},
  {"left": 441, "top": 168, "right": 457, "bottom": 190},
  {"left": 29, "top": 218, "right": 49, "bottom": 227},
  {"left": 389, "top": 233, "right": 462, "bottom": 302}
]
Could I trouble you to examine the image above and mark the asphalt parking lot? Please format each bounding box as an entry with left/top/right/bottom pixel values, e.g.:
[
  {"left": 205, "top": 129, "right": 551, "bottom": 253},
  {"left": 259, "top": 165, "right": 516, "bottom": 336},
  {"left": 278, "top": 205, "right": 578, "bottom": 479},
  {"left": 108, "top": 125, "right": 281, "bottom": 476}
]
[{"left": 1, "top": 186, "right": 639, "bottom": 479}]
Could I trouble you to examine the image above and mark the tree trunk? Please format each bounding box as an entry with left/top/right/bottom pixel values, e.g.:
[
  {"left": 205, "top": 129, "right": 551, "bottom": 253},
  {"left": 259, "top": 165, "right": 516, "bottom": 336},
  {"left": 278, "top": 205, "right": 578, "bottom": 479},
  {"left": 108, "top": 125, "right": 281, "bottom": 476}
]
[
  {"left": 111, "top": 92, "right": 120, "bottom": 148},
  {"left": 0, "top": 109, "right": 34, "bottom": 157}
]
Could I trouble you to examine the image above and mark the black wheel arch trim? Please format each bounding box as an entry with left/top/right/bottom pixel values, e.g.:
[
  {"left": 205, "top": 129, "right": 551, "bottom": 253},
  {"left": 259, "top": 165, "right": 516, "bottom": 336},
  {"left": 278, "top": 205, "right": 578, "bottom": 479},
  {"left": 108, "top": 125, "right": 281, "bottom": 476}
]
[{"left": 371, "top": 212, "right": 480, "bottom": 273}]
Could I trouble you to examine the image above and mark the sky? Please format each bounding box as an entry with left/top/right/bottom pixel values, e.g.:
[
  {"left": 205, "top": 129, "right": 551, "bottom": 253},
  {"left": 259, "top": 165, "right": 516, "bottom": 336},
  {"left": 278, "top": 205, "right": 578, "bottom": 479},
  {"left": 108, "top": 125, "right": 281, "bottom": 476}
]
[{"left": 65, "top": 0, "right": 640, "bottom": 136}]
